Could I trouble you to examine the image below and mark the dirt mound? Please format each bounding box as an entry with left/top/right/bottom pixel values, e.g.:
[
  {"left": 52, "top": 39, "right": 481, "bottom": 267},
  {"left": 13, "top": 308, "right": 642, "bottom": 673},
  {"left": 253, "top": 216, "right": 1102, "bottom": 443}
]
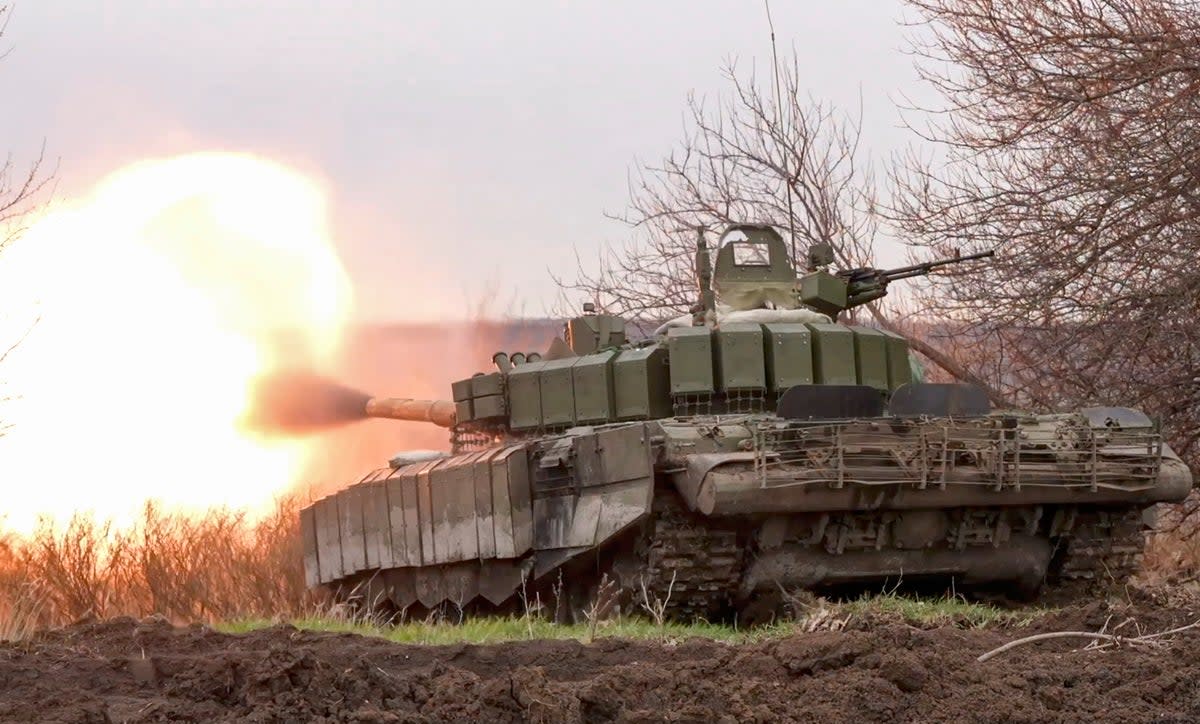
[{"left": 5, "top": 597, "right": 1200, "bottom": 723}]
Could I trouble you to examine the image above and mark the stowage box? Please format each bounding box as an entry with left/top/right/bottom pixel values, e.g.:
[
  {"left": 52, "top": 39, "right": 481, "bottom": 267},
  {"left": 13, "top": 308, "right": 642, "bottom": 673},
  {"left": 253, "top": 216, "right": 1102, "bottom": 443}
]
[
  {"left": 850, "top": 326, "right": 889, "bottom": 390},
  {"left": 882, "top": 329, "right": 913, "bottom": 389},
  {"left": 539, "top": 358, "right": 579, "bottom": 427},
  {"left": 807, "top": 323, "right": 856, "bottom": 385},
  {"left": 715, "top": 323, "right": 766, "bottom": 391},
  {"left": 507, "top": 361, "right": 547, "bottom": 430},
  {"left": 763, "top": 323, "right": 814, "bottom": 390},
  {"left": 667, "top": 327, "right": 714, "bottom": 395},
  {"left": 572, "top": 350, "right": 618, "bottom": 423},
  {"left": 613, "top": 345, "right": 671, "bottom": 419}
]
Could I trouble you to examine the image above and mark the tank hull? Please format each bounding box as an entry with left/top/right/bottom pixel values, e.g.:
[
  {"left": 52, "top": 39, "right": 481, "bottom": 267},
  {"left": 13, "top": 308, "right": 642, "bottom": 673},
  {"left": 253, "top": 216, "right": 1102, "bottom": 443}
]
[{"left": 301, "top": 410, "right": 1192, "bottom": 618}]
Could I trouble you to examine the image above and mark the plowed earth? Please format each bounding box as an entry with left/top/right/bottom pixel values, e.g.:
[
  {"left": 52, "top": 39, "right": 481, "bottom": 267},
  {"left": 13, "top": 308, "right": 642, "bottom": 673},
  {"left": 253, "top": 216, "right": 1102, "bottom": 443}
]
[{"left": 4, "top": 596, "right": 1200, "bottom": 723}]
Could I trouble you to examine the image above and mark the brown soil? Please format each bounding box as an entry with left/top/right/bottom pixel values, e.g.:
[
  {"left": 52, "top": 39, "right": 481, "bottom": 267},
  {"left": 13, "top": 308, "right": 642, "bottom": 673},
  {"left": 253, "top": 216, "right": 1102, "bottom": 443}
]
[{"left": 3, "top": 595, "right": 1200, "bottom": 723}]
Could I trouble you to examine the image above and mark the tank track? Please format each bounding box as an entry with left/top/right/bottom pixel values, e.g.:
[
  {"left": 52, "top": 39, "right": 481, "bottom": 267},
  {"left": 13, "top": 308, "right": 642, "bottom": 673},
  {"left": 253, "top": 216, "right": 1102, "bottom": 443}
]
[
  {"left": 626, "top": 502, "right": 1152, "bottom": 618},
  {"left": 1052, "top": 508, "right": 1148, "bottom": 586},
  {"left": 327, "top": 499, "right": 1151, "bottom": 619},
  {"left": 635, "top": 493, "right": 744, "bottom": 620}
]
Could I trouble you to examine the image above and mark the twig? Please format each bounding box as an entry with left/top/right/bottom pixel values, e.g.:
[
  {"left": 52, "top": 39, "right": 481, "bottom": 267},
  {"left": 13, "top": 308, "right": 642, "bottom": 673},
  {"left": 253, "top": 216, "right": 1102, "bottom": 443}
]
[
  {"left": 978, "top": 620, "right": 1200, "bottom": 662},
  {"left": 583, "top": 574, "right": 618, "bottom": 642},
  {"left": 638, "top": 571, "right": 676, "bottom": 627}
]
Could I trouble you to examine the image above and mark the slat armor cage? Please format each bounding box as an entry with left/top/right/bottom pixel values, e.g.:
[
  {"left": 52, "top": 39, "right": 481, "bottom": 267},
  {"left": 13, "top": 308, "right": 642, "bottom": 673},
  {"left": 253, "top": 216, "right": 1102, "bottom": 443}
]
[{"left": 751, "top": 416, "right": 1163, "bottom": 492}]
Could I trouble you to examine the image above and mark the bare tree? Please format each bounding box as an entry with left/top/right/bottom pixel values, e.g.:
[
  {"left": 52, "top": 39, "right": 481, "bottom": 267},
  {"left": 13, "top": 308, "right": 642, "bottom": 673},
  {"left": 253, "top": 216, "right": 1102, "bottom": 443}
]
[
  {"left": 0, "top": 4, "right": 54, "bottom": 435},
  {"left": 556, "top": 50, "right": 1009, "bottom": 398},
  {"left": 0, "top": 6, "right": 49, "bottom": 254},
  {"left": 557, "top": 54, "right": 879, "bottom": 328},
  {"left": 886, "top": 0, "right": 1200, "bottom": 498}
]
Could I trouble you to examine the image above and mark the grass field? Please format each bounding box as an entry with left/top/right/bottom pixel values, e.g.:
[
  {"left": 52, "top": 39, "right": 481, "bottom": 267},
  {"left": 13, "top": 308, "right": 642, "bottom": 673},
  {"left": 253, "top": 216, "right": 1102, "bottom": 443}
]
[
  {"left": 219, "top": 615, "right": 790, "bottom": 645},
  {"left": 214, "top": 592, "right": 1045, "bottom": 647}
]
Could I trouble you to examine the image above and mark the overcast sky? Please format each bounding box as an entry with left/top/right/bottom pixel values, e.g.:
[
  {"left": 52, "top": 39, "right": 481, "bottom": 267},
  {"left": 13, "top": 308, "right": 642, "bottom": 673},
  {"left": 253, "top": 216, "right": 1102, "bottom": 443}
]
[{"left": 1, "top": 0, "right": 924, "bottom": 321}]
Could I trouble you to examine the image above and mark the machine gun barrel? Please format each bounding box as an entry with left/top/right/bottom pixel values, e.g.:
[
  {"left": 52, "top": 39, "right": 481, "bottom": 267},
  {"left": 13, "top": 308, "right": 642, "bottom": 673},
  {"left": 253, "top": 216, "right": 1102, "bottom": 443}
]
[
  {"left": 833, "top": 248, "right": 994, "bottom": 313},
  {"left": 874, "top": 249, "right": 995, "bottom": 282},
  {"left": 364, "top": 397, "right": 457, "bottom": 428}
]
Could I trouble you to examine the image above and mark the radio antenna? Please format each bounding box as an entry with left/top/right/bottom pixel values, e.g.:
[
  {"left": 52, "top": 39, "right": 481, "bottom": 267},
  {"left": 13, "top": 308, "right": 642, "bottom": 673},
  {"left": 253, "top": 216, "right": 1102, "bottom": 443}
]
[{"left": 764, "top": 0, "right": 798, "bottom": 272}]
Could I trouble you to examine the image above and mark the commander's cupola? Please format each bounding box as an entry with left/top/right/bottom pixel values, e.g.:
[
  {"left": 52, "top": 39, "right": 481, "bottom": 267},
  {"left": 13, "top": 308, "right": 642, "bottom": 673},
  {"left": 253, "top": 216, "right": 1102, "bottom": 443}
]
[{"left": 712, "top": 224, "right": 799, "bottom": 311}]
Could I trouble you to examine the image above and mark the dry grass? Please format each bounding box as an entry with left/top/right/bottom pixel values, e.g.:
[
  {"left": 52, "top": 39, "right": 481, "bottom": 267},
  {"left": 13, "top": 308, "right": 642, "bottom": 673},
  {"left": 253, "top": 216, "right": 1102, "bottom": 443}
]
[
  {"left": 0, "top": 581, "right": 46, "bottom": 641},
  {"left": 1140, "top": 496, "right": 1200, "bottom": 590},
  {"left": 1143, "top": 530, "right": 1200, "bottom": 587},
  {"left": 0, "top": 497, "right": 309, "bottom": 634}
]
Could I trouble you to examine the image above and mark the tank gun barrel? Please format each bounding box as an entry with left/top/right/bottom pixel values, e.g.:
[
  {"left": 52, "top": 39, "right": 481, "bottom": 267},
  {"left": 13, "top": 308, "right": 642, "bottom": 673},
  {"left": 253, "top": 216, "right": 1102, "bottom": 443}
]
[{"left": 364, "top": 397, "right": 457, "bottom": 428}]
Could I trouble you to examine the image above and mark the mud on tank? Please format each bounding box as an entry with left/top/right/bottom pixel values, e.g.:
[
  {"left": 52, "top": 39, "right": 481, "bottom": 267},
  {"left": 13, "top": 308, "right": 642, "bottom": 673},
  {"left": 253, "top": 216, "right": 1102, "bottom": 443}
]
[{"left": 301, "top": 224, "right": 1194, "bottom": 621}]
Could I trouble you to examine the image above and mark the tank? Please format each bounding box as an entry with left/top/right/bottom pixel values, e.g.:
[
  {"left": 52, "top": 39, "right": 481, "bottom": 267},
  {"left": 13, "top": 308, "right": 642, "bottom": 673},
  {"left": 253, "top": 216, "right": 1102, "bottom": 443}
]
[{"left": 300, "top": 224, "right": 1194, "bottom": 621}]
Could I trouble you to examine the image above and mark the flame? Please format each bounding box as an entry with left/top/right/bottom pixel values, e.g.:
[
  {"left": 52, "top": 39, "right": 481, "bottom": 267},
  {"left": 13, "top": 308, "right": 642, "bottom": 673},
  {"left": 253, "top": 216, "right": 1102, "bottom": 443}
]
[{"left": 0, "top": 152, "right": 352, "bottom": 532}]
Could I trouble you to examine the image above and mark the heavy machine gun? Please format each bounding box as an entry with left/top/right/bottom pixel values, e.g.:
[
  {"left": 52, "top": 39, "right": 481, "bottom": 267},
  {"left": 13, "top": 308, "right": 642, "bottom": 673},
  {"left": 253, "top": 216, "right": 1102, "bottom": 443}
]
[{"left": 799, "top": 248, "right": 995, "bottom": 317}]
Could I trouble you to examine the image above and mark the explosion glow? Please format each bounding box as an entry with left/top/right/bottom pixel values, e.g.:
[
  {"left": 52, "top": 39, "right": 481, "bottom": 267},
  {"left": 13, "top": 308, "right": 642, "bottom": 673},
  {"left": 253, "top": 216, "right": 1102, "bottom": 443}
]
[{"left": 0, "top": 152, "right": 353, "bottom": 533}]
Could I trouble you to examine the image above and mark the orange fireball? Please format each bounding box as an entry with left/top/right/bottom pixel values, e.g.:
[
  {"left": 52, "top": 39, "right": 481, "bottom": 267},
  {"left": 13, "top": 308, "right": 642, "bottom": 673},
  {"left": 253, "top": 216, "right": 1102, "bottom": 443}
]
[{"left": 0, "top": 152, "right": 353, "bottom": 532}]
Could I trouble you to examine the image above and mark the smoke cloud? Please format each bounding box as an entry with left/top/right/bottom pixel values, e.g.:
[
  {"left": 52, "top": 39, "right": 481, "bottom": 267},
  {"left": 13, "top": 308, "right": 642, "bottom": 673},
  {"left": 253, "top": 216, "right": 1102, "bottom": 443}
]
[{"left": 242, "top": 371, "right": 371, "bottom": 437}]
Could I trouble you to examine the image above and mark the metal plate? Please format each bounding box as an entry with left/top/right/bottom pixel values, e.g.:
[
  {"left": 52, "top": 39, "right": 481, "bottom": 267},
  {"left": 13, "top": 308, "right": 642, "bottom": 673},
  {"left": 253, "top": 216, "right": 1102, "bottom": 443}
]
[
  {"left": 413, "top": 566, "right": 445, "bottom": 607},
  {"left": 505, "top": 445, "right": 534, "bottom": 555},
  {"left": 594, "top": 479, "right": 655, "bottom": 542},
  {"left": 313, "top": 496, "right": 343, "bottom": 582},
  {"left": 415, "top": 460, "right": 441, "bottom": 565},
  {"left": 479, "top": 560, "right": 529, "bottom": 605},
  {"left": 778, "top": 384, "right": 884, "bottom": 419},
  {"left": 490, "top": 448, "right": 516, "bottom": 558},
  {"left": 337, "top": 485, "right": 367, "bottom": 574},
  {"left": 299, "top": 506, "right": 320, "bottom": 588},
  {"left": 383, "top": 568, "right": 417, "bottom": 608},
  {"left": 471, "top": 449, "right": 499, "bottom": 560},
  {"left": 599, "top": 423, "right": 653, "bottom": 483},
  {"left": 385, "top": 474, "right": 411, "bottom": 567},
  {"left": 362, "top": 482, "right": 391, "bottom": 569},
  {"left": 565, "top": 492, "right": 603, "bottom": 548},
  {"left": 889, "top": 382, "right": 990, "bottom": 418},
  {"left": 399, "top": 468, "right": 423, "bottom": 565},
  {"left": 667, "top": 326, "right": 714, "bottom": 394},
  {"left": 533, "top": 495, "right": 575, "bottom": 550},
  {"left": 432, "top": 454, "right": 480, "bottom": 563}
]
